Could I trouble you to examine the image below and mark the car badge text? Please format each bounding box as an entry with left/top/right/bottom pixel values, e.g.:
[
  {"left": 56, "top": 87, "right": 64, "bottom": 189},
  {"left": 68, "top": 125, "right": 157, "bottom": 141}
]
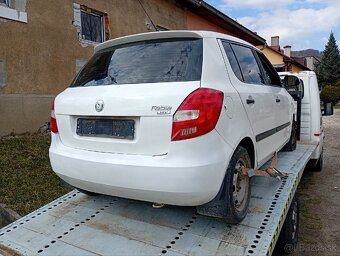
[
  {"left": 95, "top": 100, "right": 104, "bottom": 112},
  {"left": 151, "top": 106, "right": 172, "bottom": 115}
]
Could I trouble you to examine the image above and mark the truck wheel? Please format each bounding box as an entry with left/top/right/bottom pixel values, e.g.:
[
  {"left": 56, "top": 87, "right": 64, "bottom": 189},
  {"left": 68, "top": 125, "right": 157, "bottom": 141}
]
[
  {"left": 276, "top": 194, "right": 299, "bottom": 254},
  {"left": 282, "top": 123, "right": 297, "bottom": 152},
  {"left": 223, "top": 146, "right": 251, "bottom": 223}
]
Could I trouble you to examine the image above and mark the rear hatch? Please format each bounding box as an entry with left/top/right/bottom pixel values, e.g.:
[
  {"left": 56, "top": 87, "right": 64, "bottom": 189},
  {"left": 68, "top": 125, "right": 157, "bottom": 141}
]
[{"left": 55, "top": 37, "right": 203, "bottom": 156}]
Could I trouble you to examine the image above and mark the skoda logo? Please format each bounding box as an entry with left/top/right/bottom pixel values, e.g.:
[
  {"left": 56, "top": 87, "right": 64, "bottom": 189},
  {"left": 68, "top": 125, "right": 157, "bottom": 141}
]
[{"left": 95, "top": 100, "right": 104, "bottom": 112}]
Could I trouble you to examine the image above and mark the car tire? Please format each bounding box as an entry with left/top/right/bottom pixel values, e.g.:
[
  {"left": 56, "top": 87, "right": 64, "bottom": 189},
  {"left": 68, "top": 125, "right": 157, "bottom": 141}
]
[
  {"left": 282, "top": 122, "right": 297, "bottom": 152},
  {"left": 222, "top": 146, "right": 251, "bottom": 224},
  {"left": 275, "top": 194, "right": 299, "bottom": 254},
  {"left": 195, "top": 146, "right": 251, "bottom": 223}
]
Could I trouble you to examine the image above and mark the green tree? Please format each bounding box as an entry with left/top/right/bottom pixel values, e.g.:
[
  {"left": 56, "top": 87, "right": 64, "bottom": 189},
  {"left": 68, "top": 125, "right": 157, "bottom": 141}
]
[{"left": 318, "top": 32, "right": 340, "bottom": 87}]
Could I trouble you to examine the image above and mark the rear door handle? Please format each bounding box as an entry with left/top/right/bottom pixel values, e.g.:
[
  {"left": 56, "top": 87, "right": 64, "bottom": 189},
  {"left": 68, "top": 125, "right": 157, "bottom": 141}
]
[
  {"left": 246, "top": 98, "right": 255, "bottom": 104},
  {"left": 276, "top": 98, "right": 281, "bottom": 103}
]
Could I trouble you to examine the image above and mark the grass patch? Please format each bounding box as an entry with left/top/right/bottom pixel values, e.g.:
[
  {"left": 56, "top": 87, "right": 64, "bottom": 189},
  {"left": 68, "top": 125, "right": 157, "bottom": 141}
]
[{"left": 0, "top": 135, "right": 71, "bottom": 216}]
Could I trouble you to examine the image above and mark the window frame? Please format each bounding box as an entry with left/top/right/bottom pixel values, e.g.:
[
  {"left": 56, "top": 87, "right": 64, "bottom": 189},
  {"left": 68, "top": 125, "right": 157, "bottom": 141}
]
[
  {"left": 220, "top": 39, "right": 282, "bottom": 88},
  {"left": 253, "top": 49, "right": 283, "bottom": 88},
  {"left": 0, "top": 0, "right": 27, "bottom": 23},
  {"left": 0, "top": 0, "right": 10, "bottom": 7},
  {"left": 70, "top": 38, "right": 204, "bottom": 87},
  {"left": 222, "top": 40, "right": 264, "bottom": 85},
  {"left": 221, "top": 41, "right": 244, "bottom": 82},
  {"left": 79, "top": 7, "right": 105, "bottom": 45}
]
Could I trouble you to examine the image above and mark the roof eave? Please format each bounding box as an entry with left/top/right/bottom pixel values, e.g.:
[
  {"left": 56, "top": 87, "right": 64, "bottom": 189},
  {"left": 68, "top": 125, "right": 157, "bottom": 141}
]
[{"left": 181, "top": 0, "right": 266, "bottom": 46}]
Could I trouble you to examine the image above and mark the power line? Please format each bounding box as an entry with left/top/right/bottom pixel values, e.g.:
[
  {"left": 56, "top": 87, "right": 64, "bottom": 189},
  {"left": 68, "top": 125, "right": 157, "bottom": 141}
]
[{"left": 137, "top": 0, "right": 158, "bottom": 31}]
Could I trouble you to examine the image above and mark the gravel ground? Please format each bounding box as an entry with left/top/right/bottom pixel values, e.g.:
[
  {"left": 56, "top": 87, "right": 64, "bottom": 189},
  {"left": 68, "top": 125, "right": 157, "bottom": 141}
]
[{"left": 289, "top": 108, "right": 340, "bottom": 255}]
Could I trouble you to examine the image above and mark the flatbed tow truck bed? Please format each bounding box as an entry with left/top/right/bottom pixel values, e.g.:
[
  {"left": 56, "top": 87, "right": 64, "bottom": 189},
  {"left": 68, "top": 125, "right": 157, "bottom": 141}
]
[{"left": 0, "top": 144, "right": 316, "bottom": 256}]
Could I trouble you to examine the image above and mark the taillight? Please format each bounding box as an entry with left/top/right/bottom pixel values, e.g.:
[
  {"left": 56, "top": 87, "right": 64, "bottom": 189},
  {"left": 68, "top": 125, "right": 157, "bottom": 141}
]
[
  {"left": 171, "top": 88, "right": 224, "bottom": 141},
  {"left": 50, "top": 98, "right": 59, "bottom": 133}
]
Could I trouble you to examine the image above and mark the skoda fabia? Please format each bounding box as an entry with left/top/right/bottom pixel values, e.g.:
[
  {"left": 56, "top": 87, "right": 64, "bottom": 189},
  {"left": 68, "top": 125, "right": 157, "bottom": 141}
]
[{"left": 49, "top": 31, "right": 295, "bottom": 223}]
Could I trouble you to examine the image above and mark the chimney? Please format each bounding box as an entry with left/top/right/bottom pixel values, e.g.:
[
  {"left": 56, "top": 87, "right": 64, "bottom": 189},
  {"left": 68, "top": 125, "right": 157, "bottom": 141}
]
[
  {"left": 284, "top": 45, "right": 291, "bottom": 57},
  {"left": 271, "top": 36, "right": 279, "bottom": 46}
]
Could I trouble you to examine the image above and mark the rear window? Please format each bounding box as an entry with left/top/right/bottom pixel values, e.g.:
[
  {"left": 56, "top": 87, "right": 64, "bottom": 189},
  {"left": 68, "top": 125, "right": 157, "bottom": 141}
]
[{"left": 71, "top": 38, "right": 203, "bottom": 87}]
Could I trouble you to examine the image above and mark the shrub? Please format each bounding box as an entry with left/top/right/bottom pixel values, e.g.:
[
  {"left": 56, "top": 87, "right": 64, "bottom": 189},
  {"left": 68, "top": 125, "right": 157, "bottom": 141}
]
[{"left": 320, "top": 85, "right": 340, "bottom": 103}]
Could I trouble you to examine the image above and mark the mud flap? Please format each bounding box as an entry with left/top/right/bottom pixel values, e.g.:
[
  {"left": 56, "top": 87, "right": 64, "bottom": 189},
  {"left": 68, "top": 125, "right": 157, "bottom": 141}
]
[{"left": 196, "top": 179, "right": 229, "bottom": 219}]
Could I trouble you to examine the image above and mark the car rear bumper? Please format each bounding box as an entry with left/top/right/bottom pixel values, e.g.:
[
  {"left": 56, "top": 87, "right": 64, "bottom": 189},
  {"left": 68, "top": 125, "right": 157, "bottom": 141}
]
[{"left": 49, "top": 131, "right": 233, "bottom": 206}]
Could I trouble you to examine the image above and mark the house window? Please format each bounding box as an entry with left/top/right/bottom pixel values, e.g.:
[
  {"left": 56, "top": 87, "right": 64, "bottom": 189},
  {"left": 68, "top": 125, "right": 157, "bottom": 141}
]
[
  {"left": 0, "top": 60, "right": 7, "bottom": 88},
  {"left": 73, "top": 4, "right": 108, "bottom": 44},
  {"left": 0, "top": 0, "right": 27, "bottom": 23},
  {"left": 80, "top": 8, "right": 104, "bottom": 43},
  {"left": 0, "top": 0, "right": 10, "bottom": 7}
]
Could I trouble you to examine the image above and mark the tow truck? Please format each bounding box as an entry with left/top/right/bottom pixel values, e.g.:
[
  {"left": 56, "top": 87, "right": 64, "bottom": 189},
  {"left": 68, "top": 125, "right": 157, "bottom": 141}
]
[
  {"left": 0, "top": 142, "right": 317, "bottom": 256},
  {"left": 0, "top": 73, "right": 323, "bottom": 256}
]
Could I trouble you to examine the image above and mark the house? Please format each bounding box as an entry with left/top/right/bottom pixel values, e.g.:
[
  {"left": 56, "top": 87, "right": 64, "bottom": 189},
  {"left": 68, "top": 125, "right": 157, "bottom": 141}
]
[
  {"left": 0, "top": 0, "right": 265, "bottom": 135},
  {"left": 262, "top": 36, "right": 310, "bottom": 72},
  {"left": 304, "top": 56, "right": 320, "bottom": 71}
]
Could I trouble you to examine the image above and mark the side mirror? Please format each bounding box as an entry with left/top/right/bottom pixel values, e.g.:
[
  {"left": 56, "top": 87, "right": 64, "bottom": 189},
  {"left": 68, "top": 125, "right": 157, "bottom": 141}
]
[
  {"left": 323, "top": 102, "right": 334, "bottom": 116},
  {"left": 282, "top": 75, "right": 304, "bottom": 99},
  {"left": 282, "top": 79, "right": 288, "bottom": 90}
]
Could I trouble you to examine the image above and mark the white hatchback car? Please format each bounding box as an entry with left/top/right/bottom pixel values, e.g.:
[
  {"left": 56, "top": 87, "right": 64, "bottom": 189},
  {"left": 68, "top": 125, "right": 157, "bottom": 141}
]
[{"left": 49, "top": 31, "right": 295, "bottom": 223}]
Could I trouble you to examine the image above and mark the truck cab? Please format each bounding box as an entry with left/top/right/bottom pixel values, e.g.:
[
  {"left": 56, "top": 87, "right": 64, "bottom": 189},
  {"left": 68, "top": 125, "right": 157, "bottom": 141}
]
[{"left": 279, "top": 71, "right": 324, "bottom": 171}]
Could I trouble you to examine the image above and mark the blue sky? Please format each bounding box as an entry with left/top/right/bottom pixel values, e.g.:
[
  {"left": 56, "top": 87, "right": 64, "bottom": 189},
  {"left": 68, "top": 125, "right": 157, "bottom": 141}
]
[{"left": 205, "top": 0, "right": 340, "bottom": 51}]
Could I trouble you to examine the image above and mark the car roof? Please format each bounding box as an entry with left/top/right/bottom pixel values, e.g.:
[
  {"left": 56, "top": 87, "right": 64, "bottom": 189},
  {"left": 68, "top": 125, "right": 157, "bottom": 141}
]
[{"left": 94, "top": 30, "right": 253, "bottom": 53}]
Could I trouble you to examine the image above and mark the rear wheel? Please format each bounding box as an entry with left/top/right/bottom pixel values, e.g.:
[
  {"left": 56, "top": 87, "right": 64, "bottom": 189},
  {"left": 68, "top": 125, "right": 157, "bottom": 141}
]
[
  {"left": 282, "top": 122, "right": 297, "bottom": 152},
  {"left": 223, "top": 146, "right": 251, "bottom": 223},
  {"left": 276, "top": 194, "right": 299, "bottom": 254}
]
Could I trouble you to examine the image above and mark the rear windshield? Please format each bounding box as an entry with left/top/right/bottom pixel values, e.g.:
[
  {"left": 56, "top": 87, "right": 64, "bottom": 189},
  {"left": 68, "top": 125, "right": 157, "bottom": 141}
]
[{"left": 71, "top": 38, "right": 203, "bottom": 87}]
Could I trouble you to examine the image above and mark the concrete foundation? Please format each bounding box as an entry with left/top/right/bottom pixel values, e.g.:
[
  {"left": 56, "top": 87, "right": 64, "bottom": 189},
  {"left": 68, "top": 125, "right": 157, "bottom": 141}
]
[{"left": 0, "top": 94, "right": 53, "bottom": 136}]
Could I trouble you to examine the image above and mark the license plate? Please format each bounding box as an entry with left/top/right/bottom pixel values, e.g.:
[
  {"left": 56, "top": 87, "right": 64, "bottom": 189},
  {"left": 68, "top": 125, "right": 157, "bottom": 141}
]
[{"left": 76, "top": 118, "right": 135, "bottom": 139}]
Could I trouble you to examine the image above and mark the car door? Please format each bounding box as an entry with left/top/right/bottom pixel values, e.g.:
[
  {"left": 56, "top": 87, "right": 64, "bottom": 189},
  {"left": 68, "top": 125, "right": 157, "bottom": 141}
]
[
  {"left": 254, "top": 51, "right": 292, "bottom": 149},
  {"left": 220, "top": 41, "right": 280, "bottom": 165}
]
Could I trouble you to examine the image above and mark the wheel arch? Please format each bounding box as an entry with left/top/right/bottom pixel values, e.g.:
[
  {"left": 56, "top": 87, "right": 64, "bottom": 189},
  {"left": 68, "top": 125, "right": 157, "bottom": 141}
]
[{"left": 237, "top": 137, "right": 255, "bottom": 168}]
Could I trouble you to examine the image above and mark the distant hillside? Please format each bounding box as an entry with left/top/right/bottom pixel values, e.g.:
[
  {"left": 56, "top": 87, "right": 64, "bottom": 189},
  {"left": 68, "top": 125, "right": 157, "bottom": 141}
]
[{"left": 292, "top": 49, "right": 323, "bottom": 60}]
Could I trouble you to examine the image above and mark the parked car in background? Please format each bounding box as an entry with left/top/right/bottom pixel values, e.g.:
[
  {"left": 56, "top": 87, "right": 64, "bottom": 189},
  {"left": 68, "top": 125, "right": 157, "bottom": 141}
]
[{"left": 49, "top": 31, "right": 295, "bottom": 223}]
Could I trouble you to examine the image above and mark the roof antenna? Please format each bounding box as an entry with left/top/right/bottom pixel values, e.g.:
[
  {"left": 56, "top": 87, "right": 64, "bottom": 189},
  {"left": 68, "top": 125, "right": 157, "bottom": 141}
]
[{"left": 137, "top": 0, "right": 158, "bottom": 31}]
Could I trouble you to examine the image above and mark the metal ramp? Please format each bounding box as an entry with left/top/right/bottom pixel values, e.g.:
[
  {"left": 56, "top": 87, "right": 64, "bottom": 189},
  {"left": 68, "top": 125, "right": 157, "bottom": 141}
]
[{"left": 0, "top": 144, "right": 316, "bottom": 256}]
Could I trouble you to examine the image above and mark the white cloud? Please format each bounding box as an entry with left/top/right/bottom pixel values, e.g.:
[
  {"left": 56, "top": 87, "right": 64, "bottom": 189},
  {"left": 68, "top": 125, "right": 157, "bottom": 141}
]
[
  {"left": 206, "top": 0, "right": 340, "bottom": 49},
  {"left": 305, "top": 0, "right": 338, "bottom": 3},
  {"left": 236, "top": 2, "right": 340, "bottom": 50},
  {"left": 219, "top": 0, "right": 295, "bottom": 10},
  {"left": 321, "top": 37, "right": 328, "bottom": 44}
]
